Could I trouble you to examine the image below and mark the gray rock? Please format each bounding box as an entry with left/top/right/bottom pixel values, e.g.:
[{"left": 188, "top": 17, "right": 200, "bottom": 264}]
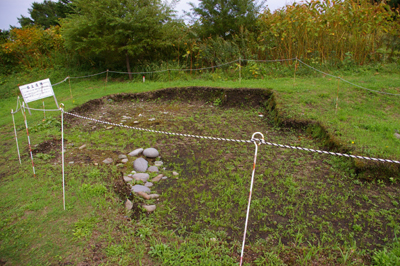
[
  {"left": 118, "top": 154, "right": 128, "bottom": 159},
  {"left": 123, "top": 176, "right": 133, "bottom": 182},
  {"left": 173, "top": 171, "right": 179, "bottom": 176},
  {"left": 142, "top": 205, "right": 156, "bottom": 212},
  {"left": 148, "top": 166, "right": 159, "bottom": 172},
  {"left": 149, "top": 194, "right": 160, "bottom": 199},
  {"left": 79, "top": 144, "right": 86, "bottom": 150},
  {"left": 132, "top": 185, "right": 151, "bottom": 193},
  {"left": 162, "top": 176, "right": 168, "bottom": 180},
  {"left": 121, "top": 159, "right": 128, "bottom": 164},
  {"left": 154, "top": 161, "right": 163, "bottom": 167},
  {"left": 129, "top": 148, "right": 143, "bottom": 157},
  {"left": 133, "top": 158, "right": 148, "bottom": 172},
  {"left": 103, "top": 158, "right": 113, "bottom": 164},
  {"left": 145, "top": 182, "right": 153, "bottom": 187},
  {"left": 143, "top": 148, "right": 159, "bottom": 158},
  {"left": 132, "top": 173, "right": 150, "bottom": 182},
  {"left": 125, "top": 199, "right": 133, "bottom": 210}
]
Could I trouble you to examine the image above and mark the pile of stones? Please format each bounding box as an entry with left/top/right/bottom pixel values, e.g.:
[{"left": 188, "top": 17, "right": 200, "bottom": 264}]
[{"left": 103, "top": 147, "right": 179, "bottom": 213}]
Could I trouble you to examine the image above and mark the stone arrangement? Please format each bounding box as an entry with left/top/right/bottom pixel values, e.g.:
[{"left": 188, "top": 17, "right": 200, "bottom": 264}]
[{"left": 102, "top": 147, "right": 178, "bottom": 214}]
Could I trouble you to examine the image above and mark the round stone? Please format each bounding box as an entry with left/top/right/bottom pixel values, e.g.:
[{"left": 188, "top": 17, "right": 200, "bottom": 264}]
[
  {"left": 143, "top": 148, "right": 159, "bottom": 158},
  {"left": 142, "top": 205, "right": 156, "bottom": 212},
  {"left": 148, "top": 166, "right": 159, "bottom": 172},
  {"left": 132, "top": 173, "right": 150, "bottom": 182},
  {"left": 125, "top": 199, "right": 133, "bottom": 210},
  {"left": 144, "top": 182, "right": 153, "bottom": 187},
  {"left": 129, "top": 148, "right": 143, "bottom": 157},
  {"left": 131, "top": 185, "right": 151, "bottom": 193},
  {"left": 133, "top": 158, "right": 148, "bottom": 172},
  {"left": 102, "top": 158, "right": 113, "bottom": 164},
  {"left": 123, "top": 176, "right": 133, "bottom": 182},
  {"left": 118, "top": 154, "right": 128, "bottom": 159},
  {"left": 154, "top": 161, "right": 163, "bottom": 167},
  {"left": 121, "top": 159, "right": 128, "bottom": 164}
]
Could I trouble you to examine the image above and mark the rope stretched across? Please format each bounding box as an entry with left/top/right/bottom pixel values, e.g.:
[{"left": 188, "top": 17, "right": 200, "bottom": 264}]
[{"left": 63, "top": 111, "right": 400, "bottom": 164}]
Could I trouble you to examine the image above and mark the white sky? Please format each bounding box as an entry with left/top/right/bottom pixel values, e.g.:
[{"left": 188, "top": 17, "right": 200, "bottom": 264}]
[{"left": 0, "top": 0, "right": 297, "bottom": 31}]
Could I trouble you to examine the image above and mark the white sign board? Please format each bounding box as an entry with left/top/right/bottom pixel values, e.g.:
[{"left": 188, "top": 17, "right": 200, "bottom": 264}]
[{"left": 19, "top": 78, "right": 56, "bottom": 103}]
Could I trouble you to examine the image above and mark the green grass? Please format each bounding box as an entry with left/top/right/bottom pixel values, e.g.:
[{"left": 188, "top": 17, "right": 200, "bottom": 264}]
[
  {"left": 2, "top": 68, "right": 399, "bottom": 160},
  {"left": 0, "top": 66, "right": 399, "bottom": 265}
]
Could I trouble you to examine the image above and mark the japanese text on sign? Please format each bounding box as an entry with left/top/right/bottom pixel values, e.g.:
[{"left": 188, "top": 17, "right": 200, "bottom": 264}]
[{"left": 19, "top": 78, "right": 55, "bottom": 103}]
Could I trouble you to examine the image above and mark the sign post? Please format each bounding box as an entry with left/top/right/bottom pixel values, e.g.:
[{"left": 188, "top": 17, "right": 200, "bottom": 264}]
[{"left": 19, "top": 78, "right": 59, "bottom": 110}]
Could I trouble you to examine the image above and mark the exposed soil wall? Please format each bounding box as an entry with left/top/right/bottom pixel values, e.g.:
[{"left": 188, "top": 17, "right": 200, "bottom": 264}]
[{"left": 67, "top": 86, "right": 399, "bottom": 180}]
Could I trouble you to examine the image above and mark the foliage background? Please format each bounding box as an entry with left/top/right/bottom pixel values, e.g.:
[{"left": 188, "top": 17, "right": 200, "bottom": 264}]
[{"left": 0, "top": 0, "right": 399, "bottom": 76}]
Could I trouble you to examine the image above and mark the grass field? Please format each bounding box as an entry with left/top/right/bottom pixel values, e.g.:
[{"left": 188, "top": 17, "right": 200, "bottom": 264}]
[{"left": 0, "top": 67, "right": 399, "bottom": 265}]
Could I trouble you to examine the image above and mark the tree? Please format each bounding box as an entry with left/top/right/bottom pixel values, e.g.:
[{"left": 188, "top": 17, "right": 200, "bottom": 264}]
[
  {"left": 18, "top": 0, "right": 73, "bottom": 29},
  {"left": 187, "top": 0, "right": 266, "bottom": 39},
  {"left": 61, "top": 0, "right": 176, "bottom": 78}
]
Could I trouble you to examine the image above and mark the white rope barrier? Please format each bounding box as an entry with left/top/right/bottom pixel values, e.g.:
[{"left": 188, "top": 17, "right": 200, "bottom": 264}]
[
  {"left": 296, "top": 58, "right": 400, "bottom": 96},
  {"left": 243, "top": 58, "right": 297, "bottom": 63},
  {"left": 23, "top": 106, "right": 62, "bottom": 112},
  {"left": 11, "top": 97, "right": 23, "bottom": 114},
  {"left": 52, "top": 77, "right": 69, "bottom": 86},
  {"left": 108, "top": 59, "right": 240, "bottom": 75},
  {"left": 49, "top": 57, "right": 400, "bottom": 97},
  {"left": 68, "top": 71, "right": 108, "bottom": 79},
  {"left": 64, "top": 111, "right": 400, "bottom": 164}
]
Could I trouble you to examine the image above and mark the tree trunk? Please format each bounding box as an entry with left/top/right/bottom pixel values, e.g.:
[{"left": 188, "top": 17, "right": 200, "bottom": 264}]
[{"left": 126, "top": 53, "right": 132, "bottom": 80}]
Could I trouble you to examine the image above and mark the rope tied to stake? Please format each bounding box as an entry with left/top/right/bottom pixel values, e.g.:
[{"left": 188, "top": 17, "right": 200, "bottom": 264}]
[{"left": 240, "top": 132, "right": 264, "bottom": 266}]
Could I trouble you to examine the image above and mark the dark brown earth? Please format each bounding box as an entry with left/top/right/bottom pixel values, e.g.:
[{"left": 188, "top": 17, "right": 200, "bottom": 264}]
[{"left": 23, "top": 87, "right": 399, "bottom": 265}]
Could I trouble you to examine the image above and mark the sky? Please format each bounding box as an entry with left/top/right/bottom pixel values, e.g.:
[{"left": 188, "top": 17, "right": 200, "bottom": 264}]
[{"left": 0, "top": 0, "right": 296, "bottom": 31}]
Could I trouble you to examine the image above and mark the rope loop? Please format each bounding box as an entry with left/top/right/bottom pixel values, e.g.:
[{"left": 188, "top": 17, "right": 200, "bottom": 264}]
[{"left": 251, "top": 134, "right": 265, "bottom": 146}]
